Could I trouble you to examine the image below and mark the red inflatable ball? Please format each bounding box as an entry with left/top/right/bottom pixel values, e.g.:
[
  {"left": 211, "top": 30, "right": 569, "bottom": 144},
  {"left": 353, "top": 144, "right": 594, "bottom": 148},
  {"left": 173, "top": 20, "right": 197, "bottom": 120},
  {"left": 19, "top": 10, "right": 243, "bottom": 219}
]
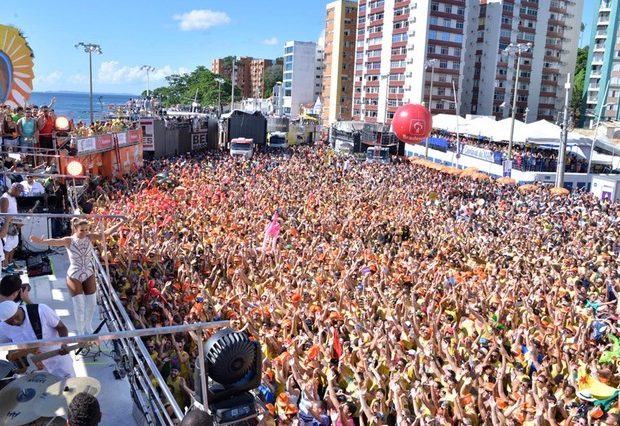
[{"left": 392, "top": 104, "right": 432, "bottom": 144}]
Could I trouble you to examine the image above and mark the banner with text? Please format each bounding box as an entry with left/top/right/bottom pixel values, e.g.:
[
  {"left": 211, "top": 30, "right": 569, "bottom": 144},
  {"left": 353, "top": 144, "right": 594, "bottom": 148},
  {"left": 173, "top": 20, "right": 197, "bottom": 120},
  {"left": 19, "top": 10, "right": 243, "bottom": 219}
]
[{"left": 140, "top": 119, "right": 155, "bottom": 152}]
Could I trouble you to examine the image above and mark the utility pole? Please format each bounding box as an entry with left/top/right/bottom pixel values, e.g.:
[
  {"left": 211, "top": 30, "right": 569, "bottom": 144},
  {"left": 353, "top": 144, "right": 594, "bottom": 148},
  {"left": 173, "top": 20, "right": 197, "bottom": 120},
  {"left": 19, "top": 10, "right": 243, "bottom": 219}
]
[
  {"left": 230, "top": 56, "right": 236, "bottom": 113},
  {"left": 556, "top": 73, "right": 571, "bottom": 188},
  {"left": 424, "top": 59, "right": 439, "bottom": 159}
]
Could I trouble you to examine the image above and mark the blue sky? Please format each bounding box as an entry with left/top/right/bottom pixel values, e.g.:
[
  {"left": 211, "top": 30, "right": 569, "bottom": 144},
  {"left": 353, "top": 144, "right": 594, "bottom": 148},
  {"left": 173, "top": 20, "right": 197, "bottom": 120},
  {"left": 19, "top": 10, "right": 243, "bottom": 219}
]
[
  {"left": 10, "top": 0, "right": 595, "bottom": 95},
  {"left": 13, "top": 1, "right": 326, "bottom": 94}
]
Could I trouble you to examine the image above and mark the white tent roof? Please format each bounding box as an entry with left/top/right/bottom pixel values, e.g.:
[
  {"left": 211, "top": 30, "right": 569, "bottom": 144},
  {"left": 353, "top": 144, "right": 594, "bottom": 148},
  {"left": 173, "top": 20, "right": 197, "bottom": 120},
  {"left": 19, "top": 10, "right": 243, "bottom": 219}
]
[
  {"left": 488, "top": 118, "right": 529, "bottom": 143},
  {"left": 464, "top": 116, "right": 498, "bottom": 137},
  {"left": 525, "top": 119, "right": 594, "bottom": 146},
  {"left": 432, "top": 113, "right": 469, "bottom": 133}
]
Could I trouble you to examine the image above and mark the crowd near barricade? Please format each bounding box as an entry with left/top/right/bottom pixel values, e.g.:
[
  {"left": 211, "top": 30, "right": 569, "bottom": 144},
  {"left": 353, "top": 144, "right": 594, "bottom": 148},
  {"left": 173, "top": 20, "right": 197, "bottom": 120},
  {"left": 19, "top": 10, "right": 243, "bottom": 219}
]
[
  {"left": 66, "top": 145, "right": 620, "bottom": 425},
  {"left": 429, "top": 130, "right": 591, "bottom": 173}
]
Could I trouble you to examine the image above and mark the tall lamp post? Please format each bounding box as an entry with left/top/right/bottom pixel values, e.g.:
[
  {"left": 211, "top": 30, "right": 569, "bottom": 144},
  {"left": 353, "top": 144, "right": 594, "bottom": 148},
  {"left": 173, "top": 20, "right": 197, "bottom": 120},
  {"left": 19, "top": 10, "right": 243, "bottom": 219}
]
[
  {"left": 140, "top": 65, "right": 155, "bottom": 97},
  {"left": 556, "top": 73, "right": 572, "bottom": 188},
  {"left": 380, "top": 74, "right": 390, "bottom": 145},
  {"left": 215, "top": 78, "right": 225, "bottom": 115},
  {"left": 424, "top": 59, "right": 439, "bottom": 159},
  {"left": 503, "top": 42, "right": 532, "bottom": 171},
  {"left": 75, "top": 42, "right": 102, "bottom": 124}
]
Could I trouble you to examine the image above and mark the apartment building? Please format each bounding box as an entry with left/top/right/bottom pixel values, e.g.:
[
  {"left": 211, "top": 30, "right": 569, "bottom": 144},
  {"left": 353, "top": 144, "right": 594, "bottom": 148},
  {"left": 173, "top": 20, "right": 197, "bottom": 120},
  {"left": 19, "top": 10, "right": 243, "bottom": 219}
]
[
  {"left": 352, "top": 0, "right": 582, "bottom": 126},
  {"left": 282, "top": 41, "right": 323, "bottom": 118},
  {"left": 461, "top": 0, "right": 583, "bottom": 123},
  {"left": 212, "top": 56, "right": 279, "bottom": 100},
  {"left": 583, "top": 0, "right": 620, "bottom": 124},
  {"left": 353, "top": 0, "right": 469, "bottom": 125},
  {"left": 322, "top": 0, "right": 358, "bottom": 126}
]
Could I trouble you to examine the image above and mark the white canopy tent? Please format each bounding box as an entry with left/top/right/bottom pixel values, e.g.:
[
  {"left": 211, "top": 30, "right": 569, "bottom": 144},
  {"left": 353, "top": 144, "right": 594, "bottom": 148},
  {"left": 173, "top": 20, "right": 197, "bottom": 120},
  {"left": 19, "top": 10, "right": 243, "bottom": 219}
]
[
  {"left": 526, "top": 120, "right": 590, "bottom": 146},
  {"left": 432, "top": 114, "right": 470, "bottom": 134},
  {"left": 465, "top": 116, "right": 500, "bottom": 137},
  {"left": 488, "top": 118, "right": 529, "bottom": 143}
]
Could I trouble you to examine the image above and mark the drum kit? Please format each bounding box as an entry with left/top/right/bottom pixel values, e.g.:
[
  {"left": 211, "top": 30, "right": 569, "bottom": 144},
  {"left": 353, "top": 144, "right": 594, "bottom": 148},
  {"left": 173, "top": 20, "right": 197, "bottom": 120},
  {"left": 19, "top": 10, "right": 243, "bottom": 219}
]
[{"left": 0, "top": 362, "right": 101, "bottom": 426}]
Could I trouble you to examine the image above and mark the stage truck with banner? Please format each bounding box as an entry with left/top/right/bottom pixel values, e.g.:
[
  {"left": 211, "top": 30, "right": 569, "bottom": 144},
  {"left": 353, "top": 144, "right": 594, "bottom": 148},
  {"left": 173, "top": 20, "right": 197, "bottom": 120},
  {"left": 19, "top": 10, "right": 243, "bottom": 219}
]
[{"left": 59, "top": 129, "right": 143, "bottom": 179}]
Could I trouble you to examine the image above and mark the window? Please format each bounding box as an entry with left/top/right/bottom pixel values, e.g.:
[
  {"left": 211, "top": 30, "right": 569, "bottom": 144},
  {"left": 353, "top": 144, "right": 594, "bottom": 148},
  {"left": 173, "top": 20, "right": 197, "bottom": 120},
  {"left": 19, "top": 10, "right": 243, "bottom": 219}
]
[
  {"left": 441, "top": 46, "right": 449, "bottom": 55},
  {"left": 430, "top": 16, "right": 438, "bottom": 25},
  {"left": 442, "top": 32, "right": 450, "bottom": 41},
  {"left": 443, "top": 18, "right": 452, "bottom": 27},
  {"left": 285, "top": 63, "right": 293, "bottom": 71},
  {"left": 427, "top": 45, "right": 435, "bottom": 54},
  {"left": 444, "top": 5, "right": 452, "bottom": 13},
  {"left": 367, "top": 49, "right": 382, "bottom": 57},
  {"left": 455, "top": 34, "right": 463, "bottom": 42},
  {"left": 392, "top": 33, "right": 408, "bottom": 42},
  {"left": 440, "top": 60, "right": 448, "bottom": 69},
  {"left": 285, "top": 46, "right": 294, "bottom": 54},
  {"left": 431, "top": 2, "right": 439, "bottom": 12},
  {"left": 393, "top": 20, "right": 408, "bottom": 30},
  {"left": 284, "top": 90, "right": 291, "bottom": 96},
  {"left": 391, "top": 60, "right": 406, "bottom": 68},
  {"left": 456, "top": 21, "right": 464, "bottom": 29},
  {"left": 429, "top": 30, "right": 438, "bottom": 40}
]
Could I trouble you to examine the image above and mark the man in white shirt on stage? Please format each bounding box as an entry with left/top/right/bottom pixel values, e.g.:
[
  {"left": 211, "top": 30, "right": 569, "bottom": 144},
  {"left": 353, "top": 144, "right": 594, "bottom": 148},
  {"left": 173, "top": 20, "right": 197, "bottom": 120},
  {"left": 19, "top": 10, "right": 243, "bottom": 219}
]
[
  {"left": 0, "top": 300, "right": 75, "bottom": 378},
  {"left": 20, "top": 175, "right": 45, "bottom": 196}
]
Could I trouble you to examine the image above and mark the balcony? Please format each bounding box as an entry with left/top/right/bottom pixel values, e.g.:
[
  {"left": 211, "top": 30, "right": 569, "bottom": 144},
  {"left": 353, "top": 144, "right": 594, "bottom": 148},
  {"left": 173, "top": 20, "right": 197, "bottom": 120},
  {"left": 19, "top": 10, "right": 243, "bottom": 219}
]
[
  {"left": 595, "top": 30, "right": 608, "bottom": 39},
  {"left": 594, "top": 44, "right": 606, "bottom": 52}
]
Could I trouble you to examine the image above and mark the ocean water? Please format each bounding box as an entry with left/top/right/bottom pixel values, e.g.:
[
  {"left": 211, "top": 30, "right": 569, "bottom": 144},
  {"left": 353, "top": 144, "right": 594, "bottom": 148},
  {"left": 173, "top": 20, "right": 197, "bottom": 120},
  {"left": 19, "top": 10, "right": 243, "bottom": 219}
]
[{"left": 28, "top": 91, "right": 138, "bottom": 123}]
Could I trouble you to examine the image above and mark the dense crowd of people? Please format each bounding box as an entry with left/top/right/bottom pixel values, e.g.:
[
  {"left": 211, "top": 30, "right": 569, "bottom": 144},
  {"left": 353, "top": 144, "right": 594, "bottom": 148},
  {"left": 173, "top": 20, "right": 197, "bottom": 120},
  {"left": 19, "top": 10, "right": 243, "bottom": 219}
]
[{"left": 78, "top": 146, "right": 620, "bottom": 425}]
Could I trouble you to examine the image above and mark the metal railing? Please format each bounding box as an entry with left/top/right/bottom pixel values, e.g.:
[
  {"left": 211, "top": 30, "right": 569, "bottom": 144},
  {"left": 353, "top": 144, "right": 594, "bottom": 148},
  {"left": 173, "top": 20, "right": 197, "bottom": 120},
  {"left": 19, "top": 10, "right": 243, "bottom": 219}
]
[{"left": 93, "top": 255, "right": 226, "bottom": 425}]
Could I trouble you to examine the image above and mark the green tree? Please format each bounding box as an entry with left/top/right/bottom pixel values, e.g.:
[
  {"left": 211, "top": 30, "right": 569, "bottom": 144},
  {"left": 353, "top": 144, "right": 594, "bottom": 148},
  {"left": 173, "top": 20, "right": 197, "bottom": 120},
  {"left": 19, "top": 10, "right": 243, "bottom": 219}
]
[
  {"left": 263, "top": 64, "right": 283, "bottom": 97},
  {"left": 148, "top": 66, "right": 241, "bottom": 109},
  {"left": 571, "top": 47, "right": 588, "bottom": 122}
]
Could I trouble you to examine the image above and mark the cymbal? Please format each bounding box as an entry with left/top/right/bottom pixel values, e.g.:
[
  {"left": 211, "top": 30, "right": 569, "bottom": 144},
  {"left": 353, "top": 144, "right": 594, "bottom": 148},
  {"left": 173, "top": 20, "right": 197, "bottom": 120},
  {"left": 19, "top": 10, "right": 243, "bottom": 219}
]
[
  {"left": 0, "top": 372, "right": 60, "bottom": 426},
  {"left": 35, "top": 376, "right": 101, "bottom": 418},
  {"left": 0, "top": 360, "right": 15, "bottom": 378}
]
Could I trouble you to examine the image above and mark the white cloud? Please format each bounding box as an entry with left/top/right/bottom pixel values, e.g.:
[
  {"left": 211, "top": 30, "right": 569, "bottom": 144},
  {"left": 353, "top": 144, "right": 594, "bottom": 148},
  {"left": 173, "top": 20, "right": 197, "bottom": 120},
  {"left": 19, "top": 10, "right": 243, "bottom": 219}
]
[
  {"left": 262, "top": 37, "right": 279, "bottom": 46},
  {"left": 173, "top": 9, "right": 230, "bottom": 31},
  {"left": 97, "top": 61, "right": 189, "bottom": 85},
  {"left": 35, "top": 71, "right": 63, "bottom": 87}
]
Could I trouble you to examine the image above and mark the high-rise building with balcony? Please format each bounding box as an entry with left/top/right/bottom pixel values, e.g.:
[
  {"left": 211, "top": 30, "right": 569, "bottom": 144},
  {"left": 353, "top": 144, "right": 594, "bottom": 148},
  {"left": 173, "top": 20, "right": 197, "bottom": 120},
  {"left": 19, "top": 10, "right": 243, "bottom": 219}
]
[
  {"left": 282, "top": 41, "right": 323, "bottom": 118},
  {"left": 352, "top": 0, "right": 583, "bottom": 126},
  {"left": 353, "top": 0, "right": 470, "bottom": 125},
  {"left": 461, "top": 0, "right": 583, "bottom": 123},
  {"left": 212, "top": 56, "right": 279, "bottom": 100},
  {"left": 583, "top": 0, "right": 620, "bottom": 124},
  {"left": 322, "top": 0, "right": 358, "bottom": 126}
]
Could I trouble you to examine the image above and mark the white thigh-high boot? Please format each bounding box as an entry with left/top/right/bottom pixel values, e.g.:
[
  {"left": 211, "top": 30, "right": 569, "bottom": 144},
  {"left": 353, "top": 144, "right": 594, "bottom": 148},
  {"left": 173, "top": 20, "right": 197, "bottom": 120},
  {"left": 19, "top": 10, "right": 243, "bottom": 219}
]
[
  {"left": 72, "top": 294, "right": 86, "bottom": 335},
  {"left": 83, "top": 293, "right": 97, "bottom": 335}
]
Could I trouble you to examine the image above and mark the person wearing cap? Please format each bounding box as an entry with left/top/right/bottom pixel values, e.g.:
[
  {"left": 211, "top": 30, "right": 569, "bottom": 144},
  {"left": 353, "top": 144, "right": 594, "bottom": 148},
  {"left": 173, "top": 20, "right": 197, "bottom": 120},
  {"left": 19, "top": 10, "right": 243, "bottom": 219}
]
[
  {"left": 0, "top": 183, "right": 22, "bottom": 273},
  {"left": 0, "top": 300, "right": 75, "bottom": 378},
  {"left": 0, "top": 274, "right": 32, "bottom": 304}
]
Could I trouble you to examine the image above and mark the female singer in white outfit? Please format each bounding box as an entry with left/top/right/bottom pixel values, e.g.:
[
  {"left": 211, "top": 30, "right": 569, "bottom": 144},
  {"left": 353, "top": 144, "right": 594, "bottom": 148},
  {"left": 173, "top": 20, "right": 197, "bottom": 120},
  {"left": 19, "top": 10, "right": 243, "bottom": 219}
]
[{"left": 30, "top": 218, "right": 122, "bottom": 335}]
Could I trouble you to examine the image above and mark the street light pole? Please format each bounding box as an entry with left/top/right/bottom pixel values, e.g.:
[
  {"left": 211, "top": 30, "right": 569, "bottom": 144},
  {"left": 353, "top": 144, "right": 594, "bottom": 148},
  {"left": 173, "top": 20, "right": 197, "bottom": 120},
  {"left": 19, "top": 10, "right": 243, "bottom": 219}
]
[
  {"left": 424, "top": 59, "right": 439, "bottom": 159},
  {"left": 75, "top": 42, "right": 102, "bottom": 124},
  {"left": 215, "top": 78, "right": 225, "bottom": 116},
  {"left": 230, "top": 56, "right": 236, "bottom": 113},
  {"left": 140, "top": 65, "right": 155, "bottom": 97},
  {"left": 556, "top": 73, "right": 571, "bottom": 189},
  {"left": 503, "top": 43, "right": 532, "bottom": 165}
]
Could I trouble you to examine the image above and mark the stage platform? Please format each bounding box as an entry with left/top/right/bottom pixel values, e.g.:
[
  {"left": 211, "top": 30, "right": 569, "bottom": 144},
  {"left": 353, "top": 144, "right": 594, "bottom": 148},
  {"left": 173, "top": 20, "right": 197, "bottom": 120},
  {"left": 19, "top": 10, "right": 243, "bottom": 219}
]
[{"left": 1, "top": 252, "right": 136, "bottom": 426}]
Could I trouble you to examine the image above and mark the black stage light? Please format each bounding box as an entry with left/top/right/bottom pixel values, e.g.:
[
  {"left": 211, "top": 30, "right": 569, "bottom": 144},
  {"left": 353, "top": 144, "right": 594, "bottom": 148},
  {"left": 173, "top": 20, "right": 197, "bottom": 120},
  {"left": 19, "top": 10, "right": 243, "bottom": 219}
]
[{"left": 204, "top": 328, "right": 262, "bottom": 425}]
